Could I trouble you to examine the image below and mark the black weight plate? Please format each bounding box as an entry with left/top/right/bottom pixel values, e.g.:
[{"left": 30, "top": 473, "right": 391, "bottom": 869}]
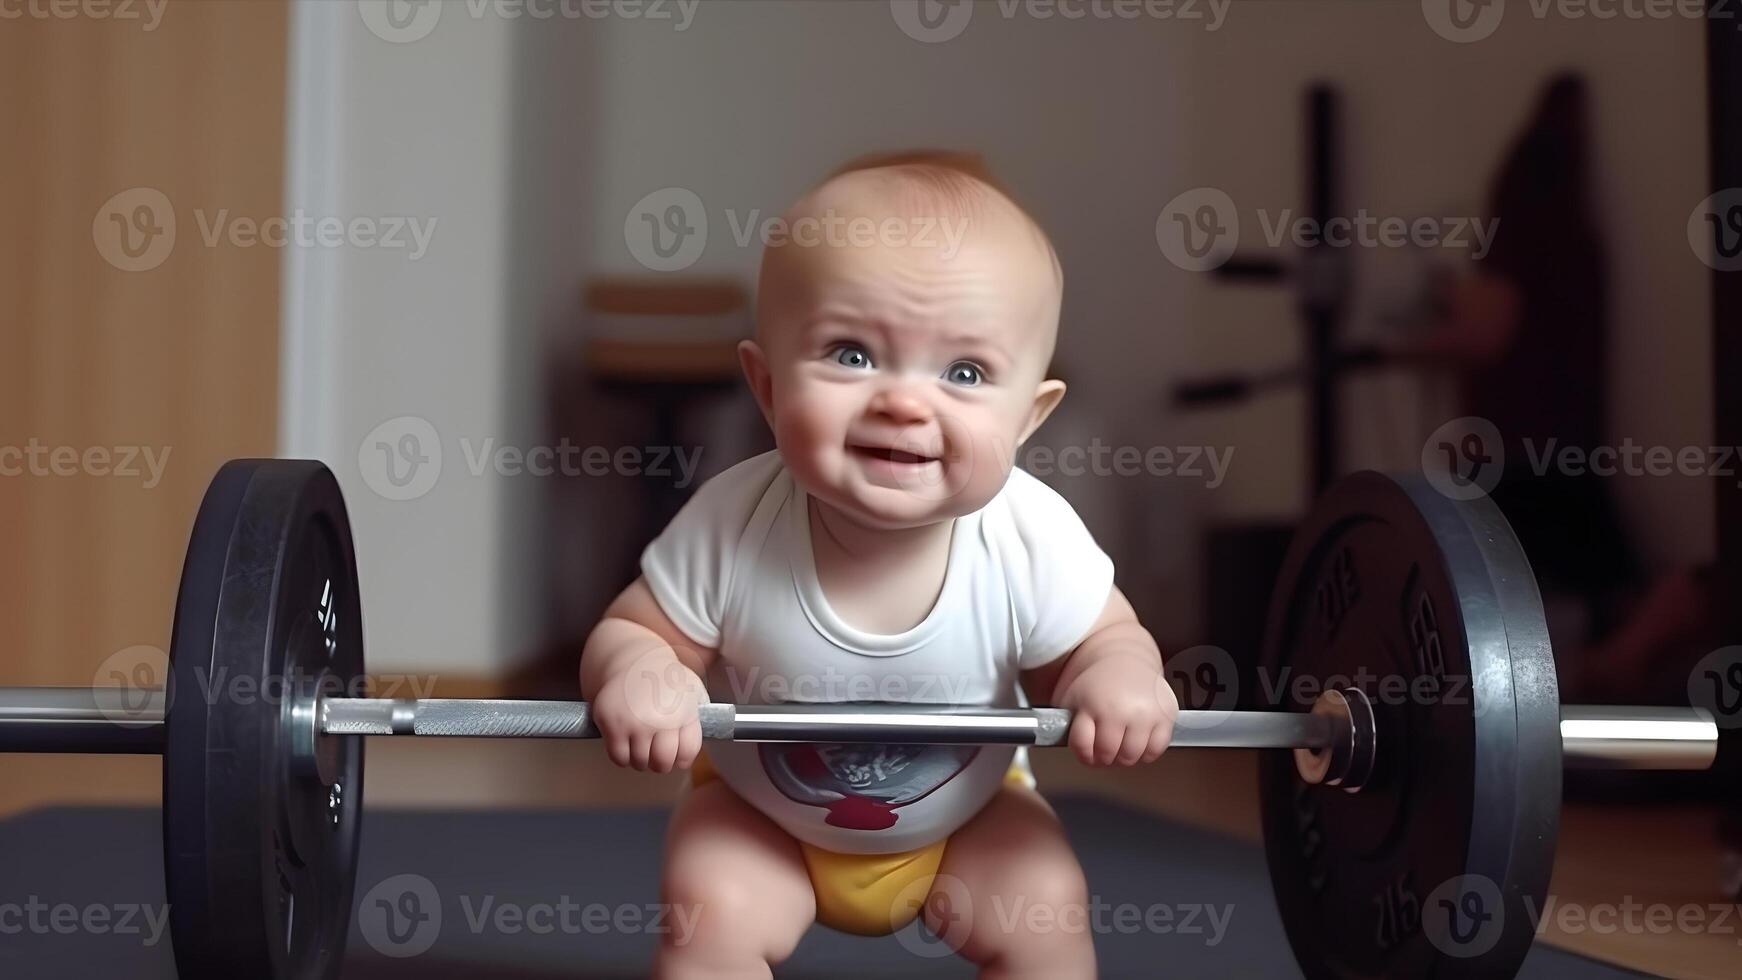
[
  {"left": 164, "top": 459, "right": 366, "bottom": 980},
  {"left": 1259, "top": 472, "right": 1560, "bottom": 979}
]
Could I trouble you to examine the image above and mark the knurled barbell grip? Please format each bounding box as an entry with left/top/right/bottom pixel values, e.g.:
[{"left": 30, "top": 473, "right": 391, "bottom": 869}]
[{"left": 318, "top": 697, "right": 1338, "bottom": 749}]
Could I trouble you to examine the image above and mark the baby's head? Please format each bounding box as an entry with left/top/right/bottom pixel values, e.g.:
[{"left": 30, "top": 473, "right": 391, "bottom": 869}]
[{"left": 740, "top": 151, "right": 1067, "bottom": 530}]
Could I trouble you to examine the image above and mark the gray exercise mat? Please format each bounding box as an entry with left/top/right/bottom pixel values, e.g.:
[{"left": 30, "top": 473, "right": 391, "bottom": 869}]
[{"left": 0, "top": 798, "right": 1650, "bottom": 978}]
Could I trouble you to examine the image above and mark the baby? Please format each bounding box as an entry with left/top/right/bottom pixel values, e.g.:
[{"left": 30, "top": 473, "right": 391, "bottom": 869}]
[{"left": 580, "top": 152, "right": 1177, "bottom": 979}]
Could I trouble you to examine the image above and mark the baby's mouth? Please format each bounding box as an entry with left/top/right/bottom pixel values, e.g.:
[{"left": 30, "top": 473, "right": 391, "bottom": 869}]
[{"left": 849, "top": 444, "right": 940, "bottom": 466}]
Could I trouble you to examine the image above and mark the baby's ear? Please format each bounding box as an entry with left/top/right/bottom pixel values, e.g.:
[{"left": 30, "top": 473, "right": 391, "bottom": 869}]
[
  {"left": 1017, "top": 379, "right": 1067, "bottom": 446},
  {"left": 738, "top": 339, "right": 776, "bottom": 430}
]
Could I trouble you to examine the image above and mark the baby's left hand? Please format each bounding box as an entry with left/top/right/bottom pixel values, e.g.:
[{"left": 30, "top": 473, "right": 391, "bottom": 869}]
[{"left": 1056, "top": 655, "right": 1178, "bottom": 767}]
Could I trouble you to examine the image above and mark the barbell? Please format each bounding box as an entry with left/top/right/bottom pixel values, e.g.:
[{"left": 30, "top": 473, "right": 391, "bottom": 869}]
[{"left": 0, "top": 458, "right": 1727, "bottom": 979}]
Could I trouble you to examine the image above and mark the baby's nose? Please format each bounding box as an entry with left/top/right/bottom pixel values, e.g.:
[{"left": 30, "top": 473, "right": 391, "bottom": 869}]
[{"left": 867, "top": 383, "right": 934, "bottom": 424}]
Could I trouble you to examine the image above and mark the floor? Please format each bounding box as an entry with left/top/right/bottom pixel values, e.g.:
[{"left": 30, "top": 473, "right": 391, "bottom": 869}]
[{"left": 3, "top": 741, "right": 1735, "bottom": 978}]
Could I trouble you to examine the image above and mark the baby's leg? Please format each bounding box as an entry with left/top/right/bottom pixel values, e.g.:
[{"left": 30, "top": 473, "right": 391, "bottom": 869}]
[
  {"left": 655, "top": 780, "right": 817, "bottom": 979},
  {"left": 923, "top": 786, "right": 1096, "bottom": 979}
]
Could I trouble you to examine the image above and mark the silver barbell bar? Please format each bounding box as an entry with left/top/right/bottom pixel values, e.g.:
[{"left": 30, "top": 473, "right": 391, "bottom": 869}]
[{"left": 0, "top": 687, "right": 1720, "bottom": 771}]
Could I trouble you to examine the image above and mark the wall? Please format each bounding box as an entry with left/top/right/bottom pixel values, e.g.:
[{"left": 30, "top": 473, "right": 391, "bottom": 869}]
[
  {"left": 281, "top": 0, "right": 601, "bottom": 676},
  {"left": 1178, "top": 0, "right": 1711, "bottom": 568},
  {"left": 0, "top": 1, "right": 287, "bottom": 686},
  {"left": 281, "top": 0, "right": 1713, "bottom": 676}
]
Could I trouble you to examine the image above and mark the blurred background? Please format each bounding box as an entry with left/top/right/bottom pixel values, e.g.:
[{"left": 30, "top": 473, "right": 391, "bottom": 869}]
[{"left": 2, "top": 1, "right": 1739, "bottom": 976}]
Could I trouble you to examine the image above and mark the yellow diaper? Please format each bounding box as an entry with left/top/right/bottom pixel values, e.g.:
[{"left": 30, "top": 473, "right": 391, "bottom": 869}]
[{"left": 688, "top": 749, "right": 1029, "bottom": 936}]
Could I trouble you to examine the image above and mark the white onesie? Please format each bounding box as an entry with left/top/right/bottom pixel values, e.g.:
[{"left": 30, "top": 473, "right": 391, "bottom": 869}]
[{"left": 641, "top": 450, "right": 1115, "bottom": 854}]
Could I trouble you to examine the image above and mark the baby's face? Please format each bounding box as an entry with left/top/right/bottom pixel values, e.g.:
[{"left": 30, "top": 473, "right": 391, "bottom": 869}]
[{"left": 743, "top": 205, "right": 1064, "bottom": 530}]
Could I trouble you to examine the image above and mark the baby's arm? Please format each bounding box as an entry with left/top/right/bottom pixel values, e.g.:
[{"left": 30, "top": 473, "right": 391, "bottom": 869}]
[
  {"left": 581, "top": 575, "right": 718, "bottom": 772},
  {"left": 1020, "top": 584, "right": 1176, "bottom": 767}
]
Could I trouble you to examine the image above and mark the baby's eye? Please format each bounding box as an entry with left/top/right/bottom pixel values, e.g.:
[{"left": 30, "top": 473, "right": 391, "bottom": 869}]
[
  {"left": 944, "top": 360, "right": 984, "bottom": 387},
  {"left": 830, "top": 344, "right": 874, "bottom": 370}
]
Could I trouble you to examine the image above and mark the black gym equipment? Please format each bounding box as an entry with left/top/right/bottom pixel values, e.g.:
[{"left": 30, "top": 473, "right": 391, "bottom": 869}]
[
  {"left": 0, "top": 459, "right": 1723, "bottom": 979},
  {"left": 163, "top": 460, "right": 366, "bottom": 980},
  {"left": 1259, "top": 473, "right": 1561, "bottom": 978}
]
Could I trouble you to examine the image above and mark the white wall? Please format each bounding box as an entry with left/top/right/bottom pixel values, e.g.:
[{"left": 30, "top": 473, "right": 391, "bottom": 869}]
[
  {"left": 281, "top": 0, "right": 1714, "bottom": 675},
  {"left": 281, "top": 0, "right": 599, "bottom": 674}
]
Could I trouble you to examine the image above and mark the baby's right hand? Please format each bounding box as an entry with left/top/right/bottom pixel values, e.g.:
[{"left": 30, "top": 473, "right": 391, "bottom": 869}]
[{"left": 592, "top": 652, "right": 709, "bottom": 773}]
